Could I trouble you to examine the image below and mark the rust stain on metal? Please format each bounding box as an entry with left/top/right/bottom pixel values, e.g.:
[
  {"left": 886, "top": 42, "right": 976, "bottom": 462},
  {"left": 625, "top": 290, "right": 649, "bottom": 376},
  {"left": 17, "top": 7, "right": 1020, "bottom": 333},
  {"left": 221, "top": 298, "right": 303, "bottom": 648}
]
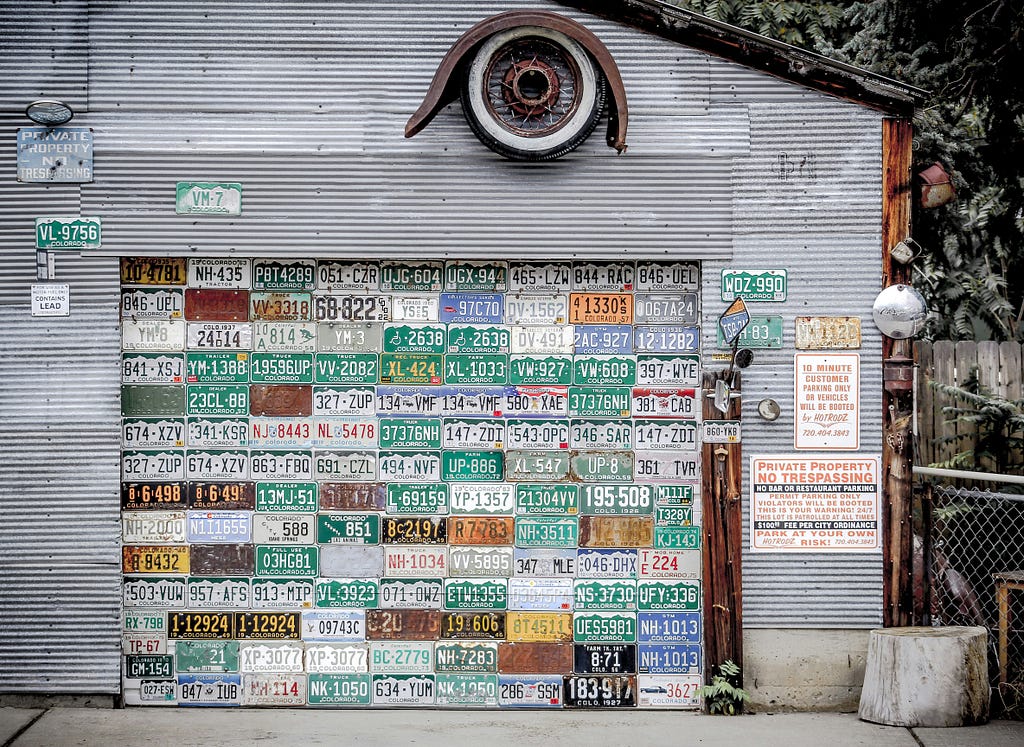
[
  {"left": 249, "top": 385, "right": 313, "bottom": 416},
  {"left": 794, "top": 316, "right": 862, "bottom": 350},
  {"left": 366, "top": 609, "right": 441, "bottom": 640},
  {"left": 578, "top": 516, "right": 653, "bottom": 547},
  {"left": 498, "top": 642, "right": 573, "bottom": 673},
  {"left": 190, "top": 543, "right": 255, "bottom": 575},
  {"left": 447, "top": 517, "right": 515, "bottom": 546},
  {"left": 185, "top": 289, "right": 249, "bottom": 321},
  {"left": 188, "top": 481, "right": 256, "bottom": 510},
  {"left": 320, "top": 482, "right": 386, "bottom": 511},
  {"left": 381, "top": 516, "right": 447, "bottom": 544}
]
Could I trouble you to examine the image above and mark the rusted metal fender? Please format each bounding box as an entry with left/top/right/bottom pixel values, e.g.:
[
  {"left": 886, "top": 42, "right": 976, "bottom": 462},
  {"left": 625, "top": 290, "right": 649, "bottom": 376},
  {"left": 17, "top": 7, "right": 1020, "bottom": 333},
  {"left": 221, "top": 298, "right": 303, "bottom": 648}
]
[{"left": 405, "top": 10, "right": 628, "bottom": 153}]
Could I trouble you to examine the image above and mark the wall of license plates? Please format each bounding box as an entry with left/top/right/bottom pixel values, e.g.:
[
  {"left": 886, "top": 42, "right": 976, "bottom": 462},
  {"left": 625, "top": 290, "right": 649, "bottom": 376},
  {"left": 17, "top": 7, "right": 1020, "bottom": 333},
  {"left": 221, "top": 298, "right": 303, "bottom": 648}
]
[{"left": 120, "top": 256, "right": 705, "bottom": 708}]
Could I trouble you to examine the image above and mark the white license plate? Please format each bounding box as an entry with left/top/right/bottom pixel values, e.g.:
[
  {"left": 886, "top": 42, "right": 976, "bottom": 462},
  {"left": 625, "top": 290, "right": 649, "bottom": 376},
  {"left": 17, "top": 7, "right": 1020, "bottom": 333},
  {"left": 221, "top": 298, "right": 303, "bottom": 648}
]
[
  {"left": 633, "top": 420, "right": 698, "bottom": 450},
  {"left": 121, "top": 450, "right": 184, "bottom": 481},
  {"left": 177, "top": 674, "right": 241, "bottom": 705},
  {"left": 634, "top": 452, "right": 700, "bottom": 482},
  {"left": 122, "top": 353, "right": 185, "bottom": 384},
  {"left": 448, "top": 547, "right": 513, "bottom": 577},
  {"left": 123, "top": 611, "right": 166, "bottom": 633},
  {"left": 188, "top": 258, "right": 251, "bottom": 289},
  {"left": 122, "top": 511, "right": 186, "bottom": 543},
  {"left": 370, "top": 641, "right": 434, "bottom": 673},
  {"left": 505, "top": 419, "right": 569, "bottom": 449},
  {"left": 378, "top": 451, "right": 440, "bottom": 482},
  {"left": 442, "top": 418, "right": 505, "bottom": 449},
  {"left": 186, "top": 322, "right": 252, "bottom": 350},
  {"left": 249, "top": 451, "right": 314, "bottom": 481},
  {"left": 374, "top": 387, "right": 445, "bottom": 417},
  {"left": 305, "top": 643, "right": 369, "bottom": 673},
  {"left": 252, "top": 322, "right": 317, "bottom": 352},
  {"left": 572, "top": 261, "right": 635, "bottom": 292},
  {"left": 315, "top": 450, "right": 377, "bottom": 481},
  {"left": 242, "top": 673, "right": 306, "bottom": 706},
  {"left": 570, "top": 419, "right": 631, "bottom": 449},
  {"left": 240, "top": 642, "right": 305, "bottom": 673},
  {"left": 635, "top": 261, "right": 699, "bottom": 291},
  {"left": 510, "top": 325, "right": 575, "bottom": 354},
  {"left": 637, "top": 674, "right": 702, "bottom": 708},
  {"left": 317, "top": 260, "right": 379, "bottom": 291},
  {"left": 449, "top": 484, "right": 515, "bottom": 514},
  {"left": 702, "top": 420, "right": 741, "bottom": 444},
  {"left": 302, "top": 611, "right": 367, "bottom": 642},
  {"left": 383, "top": 546, "right": 448, "bottom": 578},
  {"left": 121, "top": 288, "right": 184, "bottom": 319},
  {"left": 379, "top": 579, "right": 444, "bottom": 609},
  {"left": 122, "top": 633, "right": 167, "bottom": 655},
  {"left": 122, "top": 418, "right": 185, "bottom": 449},
  {"left": 314, "top": 294, "right": 391, "bottom": 322},
  {"left": 135, "top": 679, "right": 177, "bottom": 704},
  {"left": 250, "top": 578, "right": 314, "bottom": 609},
  {"left": 635, "top": 355, "right": 700, "bottom": 386},
  {"left": 638, "top": 549, "right": 702, "bottom": 579},
  {"left": 507, "top": 578, "right": 574, "bottom": 611},
  {"left": 317, "top": 322, "right": 383, "bottom": 353},
  {"left": 187, "top": 417, "right": 248, "bottom": 448},
  {"left": 631, "top": 388, "right": 698, "bottom": 419},
  {"left": 507, "top": 262, "right": 570, "bottom": 292},
  {"left": 121, "top": 320, "right": 186, "bottom": 351},
  {"left": 437, "top": 387, "right": 504, "bottom": 417},
  {"left": 513, "top": 549, "right": 576, "bottom": 577},
  {"left": 186, "top": 510, "right": 252, "bottom": 543},
  {"left": 314, "top": 386, "right": 376, "bottom": 417},
  {"left": 502, "top": 386, "right": 568, "bottom": 417},
  {"left": 504, "top": 295, "right": 568, "bottom": 325},
  {"left": 633, "top": 293, "right": 699, "bottom": 324},
  {"left": 252, "top": 514, "right": 315, "bottom": 544},
  {"left": 498, "top": 674, "right": 562, "bottom": 708},
  {"left": 187, "top": 577, "right": 250, "bottom": 608},
  {"left": 391, "top": 296, "right": 439, "bottom": 322},
  {"left": 248, "top": 417, "right": 314, "bottom": 448},
  {"left": 576, "top": 549, "right": 638, "bottom": 578},
  {"left": 123, "top": 577, "right": 186, "bottom": 608},
  {"left": 372, "top": 674, "right": 436, "bottom": 706},
  {"left": 186, "top": 450, "right": 248, "bottom": 480},
  {"left": 633, "top": 326, "right": 699, "bottom": 353}
]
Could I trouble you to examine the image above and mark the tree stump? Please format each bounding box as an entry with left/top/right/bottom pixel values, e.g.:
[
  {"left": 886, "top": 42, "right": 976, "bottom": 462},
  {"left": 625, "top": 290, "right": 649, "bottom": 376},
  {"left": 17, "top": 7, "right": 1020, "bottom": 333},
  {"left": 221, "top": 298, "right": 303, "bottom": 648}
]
[{"left": 858, "top": 626, "right": 989, "bottom": 727}]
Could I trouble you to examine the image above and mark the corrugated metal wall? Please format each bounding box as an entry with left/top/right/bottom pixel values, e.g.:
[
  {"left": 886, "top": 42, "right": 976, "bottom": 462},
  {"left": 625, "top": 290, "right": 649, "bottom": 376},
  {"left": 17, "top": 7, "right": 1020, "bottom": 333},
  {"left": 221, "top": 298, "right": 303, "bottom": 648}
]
[{"left": 0, "top": 0, "right": 888, "bottom": 693}]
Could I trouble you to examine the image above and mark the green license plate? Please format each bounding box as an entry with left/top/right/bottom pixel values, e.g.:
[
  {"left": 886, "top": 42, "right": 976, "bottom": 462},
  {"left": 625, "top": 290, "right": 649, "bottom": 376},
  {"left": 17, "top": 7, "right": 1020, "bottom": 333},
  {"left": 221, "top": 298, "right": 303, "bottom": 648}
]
[
  {"left": 441, "top": 451, "right": 504, "bottom": 482},
  {"left": 436, "top": 673, "right": 499, "bottom": 706},
  {"left": 570, "top": 452, "right": 634, "bottom": 483},
  {"left": 655, "top": 505, "right": 693, "bottom": 526},
  {"left": 654, "top": 526, "right": 701, "bottom": 549},
  {"left": 445, "top": 262, "right": 507, "bottom": 291},
  {"left": 657, "top": 485, "right": 695, "bottom": 506},
  {"left": 316, "top": 578, "right": 380, "bottom": 608},
  {"left": 387, "top": 483, "right": 449, "bottom": 514},
  {"left": 509, "top": 355, "right": 572, "bottom": 385},
  {"left": 446, "top": 325, "right": 510, "bottom": 353},
  {"left": 715, "top": 315, "right": 784, "bottom": 349},
  {"left": 574, "top": 580, "right": 638, "bottom": 611},
  {"left": 125, "top": 654, "right": 174, "bottom": 679},
  {"left": 379, "top": 353, "right": 443, "bottom": 384},
  {"left": 515, "top": 484, "right": 579, "bottom": 515},
  {"left": 721, "top": 269, "right": 787, "bottom": 302},
  {"left": 383, "top": 323, "right": 446, "bottom": 353},
  {"left": 378, "top": 419, "right": 442, "bottom": 449},
  {"left": 255, "top": 482, "right": 317, "bottom": 512},
  {"left": 186, "top": 352, "right": 249, "bottom": 383},
  {"left": 514, "top": 517, "right": 579, "bottom": 548},
  {"left": 568, "top": 387, "right": 631, "bottom": 417},
  {"left": 434, "top": 642, "right": 499, "bottom": 672},
  {"left": 444, "top": 579, "right": 508, "bottom": 610},
  {"left": 247, "top": 353, "right": 313, "bottom": 384},
  {"left": 314, "top": 353, "right": 379, "bottom": 384},
  {"left": 444, "top": 354, "right": 508, "bottom": 384},
  {"left": 580, "top": 485, "right": 654, "bottom": 516},
  {"left": 505, "top": 450, "right": 571, "bottom": 482},
  {"left": 573, "top": 355, "right": 636, "bottom": 385},
  {"left": 255, "top": 546, "right": 318, "bottom": 577},
  {"left": 637, "top": 580, "right": 700, "bottom": 610},
  {"left": 307, "top": 673, "right": 372, "bottom": 705},
  {"left": 175, "top": 640, "right": 240, "bottom": 673},
  {"left": 121, "top": 385, "right": 186, "bottom": 417},
  {"left": 317, "top": 513, "right": 381, "bottom": 545},
  {"left": 573, "top": 612, "right": 637, "bottom": 643},
  {"left": 186, "top": 384, "right": 249, "bottom": 416}
]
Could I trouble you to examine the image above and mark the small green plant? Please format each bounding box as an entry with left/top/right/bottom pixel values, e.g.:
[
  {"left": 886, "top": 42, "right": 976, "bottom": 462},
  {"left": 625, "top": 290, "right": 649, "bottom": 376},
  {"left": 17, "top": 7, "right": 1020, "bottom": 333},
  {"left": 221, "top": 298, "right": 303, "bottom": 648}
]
[{"left": 699, "top": 659, "right": 750, "bottom": 715}]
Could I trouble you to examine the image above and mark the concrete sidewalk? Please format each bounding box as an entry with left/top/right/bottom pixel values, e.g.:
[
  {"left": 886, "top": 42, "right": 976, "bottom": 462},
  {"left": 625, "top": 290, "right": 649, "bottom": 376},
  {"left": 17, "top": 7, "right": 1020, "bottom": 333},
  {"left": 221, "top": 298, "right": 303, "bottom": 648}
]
[{"left": 1, "top": 708, "right": 1022, "bottom": 747}]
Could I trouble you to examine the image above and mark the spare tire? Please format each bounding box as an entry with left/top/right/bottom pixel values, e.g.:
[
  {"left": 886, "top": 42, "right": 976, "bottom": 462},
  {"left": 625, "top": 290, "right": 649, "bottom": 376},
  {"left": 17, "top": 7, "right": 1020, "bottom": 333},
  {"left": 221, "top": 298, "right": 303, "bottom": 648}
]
[{"left": 461, "top": 26, "right": 607, "bottom": 160}]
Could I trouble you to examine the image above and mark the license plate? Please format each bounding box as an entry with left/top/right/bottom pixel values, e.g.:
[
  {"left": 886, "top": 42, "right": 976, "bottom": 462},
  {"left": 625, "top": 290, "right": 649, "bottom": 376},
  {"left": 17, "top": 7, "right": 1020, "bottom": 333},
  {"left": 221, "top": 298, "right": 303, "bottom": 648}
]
[
  {"left": 449, "top": 483, "right": 514, "bottom": 514},
  {"left": 442, "top": 418, "right": 504, "bottom": 449},
  {"left": 569, "top": 293, "right": 632, "bottom": 324},
  {"left": 189, "top": 544, "right": 255, "bottom": 576},
  {"left": 377, "top": 450, "right": 440, "bottom": 481},
  {"left": 305, "top": 645, "right": 369, "bottom": 674},
  {"left": 186, "top": 289, "right": 249, "bottom": 322},
  {"left": 505, "top": 612, "right": 572, "bottom": 642},
  {"left": 655, "top": 505, "right": 693, "bottom": 526},
  {"left": 442, "top": 451, "right": 503, "bottom": 482},
  {"left": 314, "top": 385, "right": 375, "bottom": 416},
  {"left": 508, "top": 262, "right": 570, "bottom": 292},
  {"left": 379, "top": 353, "right": 443, "bottom": 384},
  {"left": 445, "top": 261, "right": 508, "bottom": 292},
  {"left": 120, "top": 257, "right": 186, "bottom": 285},
  {"left": 307, "top": 673, "right": 372, "bottom": 705},
  {"left": 187, "top": 417, "right": 248, "bottom": 448},
  {"left": 317, "top": 578, "right": 379, "bottom": 609},
  {"left": 122, "top": 353, "right": 185, "bottom": 384},
  {"left": 242, "top": 673, "right": 306, "bottom": 706},
  {"left": 379, "top": 578, "right": 443, "bottom": 609},
  {"left": 569, "top": 386, "right": 631, "bottom": 417},
  {"left": 177, "top": 673, "right": 241, "bottom": 705},
  {"left": 635, "top": 261, "right": 699, "bottom": 291},
  {"left": 449, "top": 547, "right": 514, "bottom": 577},
  {"left": 508, "top": 354, "right": 572, "bottom": 385},
  {"left": 504, "top": 294, "right": 567, "bottom": 325},
  {"left": 250, "top": 512, "right": 313, "bottom": 541},
  {"left": 250, "top": 578, "right": 314, "bottom": 609},
  {"left": 188, "top": 258, "right": 251, "bottom": 289},
  {"left": 188, "top": 482, "right": 255, "bottom": 510},
  {"left": 564, "top": 674, "right": 636, "bottom": 707},
  {"left": 513, "top": 549, "right": 576, "bottom": 577},
  {"left": 440, "top": 611, "right": 505, "bottom": 640},
  {"left": 122, "top": 482, "right": 187, "bottom": 511},
  {"left": 374, "top": 386, "right": 443, "bottom": 417},
  {"left": 515, "top": 485, "right": 578, "bottom": 516},
  {"left": 122, "top": 288, "right": 183, "bottom": 319},
  {"left": 383, "top": 323, "right": 445, "bottom": 353},
  {"left": 387, "top": 483, "right": 449, "bottom": 514},
  {"left": 502, "top": 386, "right": 567, "bottom": 417},
  {"left": 370, "top": 641, "right": 433, "bottom": 673},
  {"left": 319, "top": 482, "right": 385, "bottom": 511},
  {"left": 703, "top": 419, "right": 741, "bottom": 443},
  {"left": 186, "top": 322, "right": 252, "bottom": 350},
  {"left": 318, "top": 513, "right": 381, "bottom": 545},
  {"left": 655, "top": 526, "right": 701, "bottom": 550},
  {"left": 446, "top": 324, "right": 511, "bottom": 354},
  {"left": 321, "top": 546, "right": 384, "bottom": 577},
  {"left": 579, "top": 485, "right": 654, "bottom": 516},
  {"left": 187, "top": 385, "right": 249, "bottom": 416},
  {"left": 372, "top": 673, "right": 436, "bottom": 706},
  {"left": 438, "top": 386, "right": 505, "bottom": 417},
  {"left": 444, "top": 579, "right": 507, "bottom": 610},
  {"left": 122, "top": 633, "right": 167, "bottom": 655},
  {"left": 637, "top": 674, "right": 702, "bottom": 708},
  {"left": 186, "top": 511, "right": 251, "bottom": 542},
  {"left": 631, "top": 388, "right": 698, "bottom": 419},
  {"left": 249, "top": 450, "right": 314, "bottom": 481},
  {"left": 255, "top": 546, "right": 318, "bottom": 577},
  {"left": 185, "top": 352, "right": 248, "bottom": 384},
  {"left": 235, "top": 611, "right": 301, "bottom": 640},
  {"left": 249, "top": 353, "right": 314, "bottom": 383},
  {"left": 380, "top": 261, "right": 443, "bottom": 292},
  {"left": 391, "top": 295, "right": 439, "bottom": 322},
  {"left": 638, "top": 644, "right": 701, "bottom": 674},
  {"left": 508, "top": 578, "right": 573, "bottom": 611},
  {"left": 574, "top": 644, "right": 637, "bottom": 674},
  {"left": 498, "top": 642, "right": 573, "bottom": 673},
  {"left": 633, "top": 293, "right": 699, "bottom": 324},
  {"left": 435, "top": 642, "right": 498, "bottom": 672},
  {"left": 572, "top": 355, "right": 635, "bottom": 386},
  {"left": 252, "top": 322, "right": 317, "bottom": 353},
  {"left": 498, "top": 674, "right": 563, "bottom": 707},
  {"left": 718, "top": 314, "right": 784, "bottom": 349},
  {"left": 638, "top": 549, "right": 701, "bottom": 579},
  {"left": 574, "top": 325, "right": 632, "bottom": 355},
  {"left": 635, "top": 419, "right": 698, "bottom": 450},
  {"left": 121, "top": 320, "right": 186, "bottom": 351},
  {"left": 381, "top": 516, "right": 446, "bottom": 544},
  {"left": 510, "top": 325, "right": 574, "bottom": 354},
  {"left": 383, "top": 546, "right": 448, "bottom": 578},
  {"left": 570, "top": 451, "right": 634, "bottom": 483},
  {"left": 448, "top": 516, "right": 514, "bottom": 545},
  {"left": 439, "top": 292, "right": 503, "bottom": 323},
  {"left": 249, "top": 385, "right": 314, "bottom": 417},
  {"left": 637, "top": 580, "right": 700, "bottom": 611},
  {"left": 657, "top": 484, "right": 695, "bottom": 506},
  {"left": 168, "top": 611, "right": 233, "bottom": 639},
  {"left": 122, "top": 450, "right": 185, "bottom": 481},
  {"left": 633, "top": 326, "right": 699, "bottom": 353},
  {"left": 367, "top": 609, "right": 442, "bottom": 640},
  {"left": 121, "top": 386, "right": 185, "bottom": 418},
  {"left": 505, "top": 451, "right": 569, "bottom": 482},
  {"left": 635, "top": 452, "right": 699, "bottom": 482},
  {"left": 579, "top": 517, "right": 653, "bottom": 547},
  {"left": 635, "top": 354, "right": 700, "bottom": 386},
  {"left": 122, "top": 418, "right": 185, "bottom": 449},
  {"left": 314, "top": 354, "right": 378, "bottom": 384},
  {"left": 187, "top": 577, "right": 250, "bottom": 608},
  {"left": 316, "top": 260, "right": 380, "bottom": 291},
  {"left": 436, "top": 673, "right": 499, "bottom": 706},
  {"left": 573, "top": 612, "right": 637, "bottom": 643},
  {"left": 505, "top": 419, "right": 568, "bottom": 450},
  {"left": 574, "top": 580, "right": 637, "bottom": 611},
  {"left": 572, "top": 262, "right": 634, "bottom": 292},
  {"left": 185, "top": 450, "right": 248, "bottom": 480},
  {"left": 317, "top": 322, "right": 383, "bottom": 353},
  {"left": 721, "top": 268, "right": 787, "bottom": 302},
  {"left": 637, "top": 612, "right": 701, "bottom": 643},
  {"left": 240, "top": 641, "right": 304, "bottom": 672},
  {"left": 576, "top": 549, "right": 638, "bottom": 578},
  {"left": 249, "top": 417, "right": 313, "bottom": 448},
  {"left": 445, "top": 353, "right": 508, "bottom": 384},
  {"left": 313, "top": 293, "right": 390, "bottom": 322},
  {"left": 252, "top": 259, "right": 315, "bottom": 291},
  {"left": 569, "top": 419, "right": 631, "bottom": 450},
  {"left": 514, "top": 517, "right": 578, "bottom": 548},
  {"left": 175, "top": 640, "right": 240, "bottom": 673},
  {"left": 123, "top": 611, "right": 166, "bottom": 633},
  {"left": 302, "top": 610, "right": 366, "bottom": 642},
  {"left": 123, "top": 576, "right": 186, "bottom": 607}
]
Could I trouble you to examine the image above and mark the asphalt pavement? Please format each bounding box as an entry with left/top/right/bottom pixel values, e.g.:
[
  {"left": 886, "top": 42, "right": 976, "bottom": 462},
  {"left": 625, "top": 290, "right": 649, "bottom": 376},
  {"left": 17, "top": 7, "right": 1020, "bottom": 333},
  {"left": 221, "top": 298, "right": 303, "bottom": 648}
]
[{"left": 1, "top": 707, "right": 1022, "bottom": 747}]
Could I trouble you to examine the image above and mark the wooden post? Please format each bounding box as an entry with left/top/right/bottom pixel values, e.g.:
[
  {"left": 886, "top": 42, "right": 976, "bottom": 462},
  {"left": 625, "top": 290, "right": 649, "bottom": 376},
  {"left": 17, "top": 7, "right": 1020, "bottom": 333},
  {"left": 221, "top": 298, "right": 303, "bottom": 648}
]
[{"left": 701, "top": 370, "right": 743, "bottom": 696}]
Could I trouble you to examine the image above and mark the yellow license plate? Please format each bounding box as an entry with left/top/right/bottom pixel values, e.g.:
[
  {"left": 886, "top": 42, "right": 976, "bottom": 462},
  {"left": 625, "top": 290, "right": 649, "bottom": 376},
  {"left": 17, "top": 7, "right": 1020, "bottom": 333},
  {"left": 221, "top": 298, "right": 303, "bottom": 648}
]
[
  {"left": 122, "top": 545, "right": 189, "bottom": 574},
  {"left": 120, "top": 257, "right": 187, "bottom": 285},
  {"left": 505, "top": 612, "right": 573, "bottom": 642}
]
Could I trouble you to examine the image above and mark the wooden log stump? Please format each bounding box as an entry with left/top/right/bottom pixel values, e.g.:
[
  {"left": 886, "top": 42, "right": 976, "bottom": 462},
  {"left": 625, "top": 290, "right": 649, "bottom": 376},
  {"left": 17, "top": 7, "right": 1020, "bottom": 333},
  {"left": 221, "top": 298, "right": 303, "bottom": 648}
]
[{"left": 858, "top": 626, "right": 989, "bottom": 727}]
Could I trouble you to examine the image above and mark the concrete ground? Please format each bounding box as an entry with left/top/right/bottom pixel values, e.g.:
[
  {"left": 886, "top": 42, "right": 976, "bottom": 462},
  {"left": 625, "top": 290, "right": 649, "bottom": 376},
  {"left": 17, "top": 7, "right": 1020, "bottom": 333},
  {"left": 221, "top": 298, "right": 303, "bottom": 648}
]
[{"left": 1, "top": 708, "right": 1022, "bottom": 747}]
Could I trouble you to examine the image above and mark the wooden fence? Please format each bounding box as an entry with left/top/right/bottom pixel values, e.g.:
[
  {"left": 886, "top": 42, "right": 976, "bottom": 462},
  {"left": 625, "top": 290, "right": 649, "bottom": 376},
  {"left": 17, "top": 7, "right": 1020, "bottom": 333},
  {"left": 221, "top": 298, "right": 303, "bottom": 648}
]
[{"left": 915, "top": 340, "right": 1024, "bottom": 470}]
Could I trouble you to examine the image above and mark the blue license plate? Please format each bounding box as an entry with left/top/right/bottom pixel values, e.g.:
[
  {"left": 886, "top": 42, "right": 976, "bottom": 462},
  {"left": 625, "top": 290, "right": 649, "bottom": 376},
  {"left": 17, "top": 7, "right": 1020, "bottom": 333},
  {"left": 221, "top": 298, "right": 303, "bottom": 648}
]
[
  {"left": 176, "top": 673, "right": 241, "bottom": 706},
  {"left": 574, "top": 325, "right": 633, "bottom": 355},
  {"left": 439, "top": 293, "right": 504, "bottom": 323},
  {"left": 633, "top": 326, "right": 699, "bottom": 353},
  {"left": 637, "top": 612, "right": 701, "bottom": 643},
  {"left": 637, "top": 643, "right": 702, "bottom": 673}
]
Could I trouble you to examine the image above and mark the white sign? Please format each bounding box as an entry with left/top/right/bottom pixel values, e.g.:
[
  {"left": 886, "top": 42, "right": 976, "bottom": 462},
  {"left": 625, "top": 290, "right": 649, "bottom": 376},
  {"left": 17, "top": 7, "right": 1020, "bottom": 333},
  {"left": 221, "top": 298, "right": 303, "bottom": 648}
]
[
  {"left": 750, "top": 455, "right": 880, "bottom": 552},
  {"left": 31, "top": 283, "right": 70, "bottom": 316},
  {"left": 794, "top": 353, "right": 859, "bottom": 450}
]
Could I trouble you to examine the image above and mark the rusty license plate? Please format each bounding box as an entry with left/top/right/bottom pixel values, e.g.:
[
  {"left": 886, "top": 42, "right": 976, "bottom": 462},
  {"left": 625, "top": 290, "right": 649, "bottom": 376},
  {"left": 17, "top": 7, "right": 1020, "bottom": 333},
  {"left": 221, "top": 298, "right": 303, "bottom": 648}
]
[
  {"left": 366, "top": 609, "right": 441, "bottom": 640},
  {"left": 122, "top": 545, "right": 189, "bottom": 574},
  {"left": 184, "top": 289, "right": 248, "bottom": 321},
  {"left": 447, "top": 517, "right": 514, "bottom": 546},
  {"left": 498, "top": 642, "right": 573, "bottom": 673},
  {"left": 319, "top": 482, "right": 386, "bottom": 511},
  {"left": 121, "top": 482, "right": 187, "bottom": 511},
  {"left": 189, "top": 544, "right": 255, "bottom": 576},
  {"left": 579, "top": 517, "right": 654, "bottom": 547},
  {"left": 249, "top": 385, "right": 313, "bottom": 416},
  {"left": 188, "top": 481, "right": 255, "bottom": 510}
]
